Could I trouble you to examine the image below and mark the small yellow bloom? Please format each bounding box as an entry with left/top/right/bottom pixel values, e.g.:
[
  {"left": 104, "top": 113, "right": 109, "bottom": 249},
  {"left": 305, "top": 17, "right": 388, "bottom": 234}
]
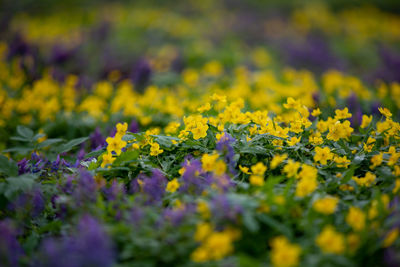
[
  {"left": 346, "top": 206, "right": 366, "bottom": 231},
  {"left": 383, "top": 228, "right": 399, "bottom": 248},
  {"left": 101, "top": 153, "right": 115, "bottom": 168},
  {"left": 314, "top": 147, "right": 333, "bottom": 165},
  {"left": 115, "top": 122, "right": 128, "bottom": 138},
  {"left": 270, "top": 236, "right": 301, "bottom": 267},
  {"left": 313, "top": 196, "right": 339, "bottom": 215},
  {"left": 239, "top": 165, "right": 250, "bottom": 174},
  {"left": 166, "top": 178, "right": 180, "bottom": 193},
  {"left": 316, "top": 226, "right": 345, "bottom": 254},
  {"left": 250, "top": 175, "right": 264, "bottom": 186},
  {"left": 251, "top": 162, "right": 267, "bottom": 176},
  {"left": 106, "top": 136, "right": 127, "bottom": 156},
  {"left": 150, "top": 142, "right": 163, "bottom": 156},
  {"left": 360, "top": 115, "right": 372, "bottom": 129},
  {"left": 378, "top": 107, "right": 392, "bottom": 118},
  {"left": 270, "top": 154, "right": 287, "bottom": 169},
  {"left": 334, "top": 107, "right": 352, "bottom": 120},
  {"left": 311, "top": 108, "right": 321, "bottom": 117}
]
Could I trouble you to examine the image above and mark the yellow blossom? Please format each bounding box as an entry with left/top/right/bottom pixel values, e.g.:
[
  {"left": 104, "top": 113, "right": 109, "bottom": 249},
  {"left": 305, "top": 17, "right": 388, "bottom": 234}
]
[
  {"left": 101, "top": 153, "right": 115, "bottom": 168},
  {"left": 166, "top": 178, "right": 180, "bottom": 193},
  {"left": 360, "top": 115, "right": 372, "bottom": 128},
  {"left": 346, "top": 206, "right": 366, "bottom": 231},
  {"left": 314, "top": 147, "right": 333, "bottom": 165},
  {"left": 270, "top": 154, "right": 287, "bottom": 169},
  {"left": 370, "top": 153, "right": 383, "bottom": 169},
  {"left": 383, "top": 228, "right": 399, "bottom": 248},
  {"left": 150, "top": 142, "right": 163, "bottom": 156},
  {"left": 378, "top": 107, "right": 392, "bottom": 118},
  {"left": 311, "top": 108, "right": 321, "bottom": 117},
  {"left": 115, "top": 122, "right": 128, "bottom": 138},
  {"left": 313, "top": 196, "right": 339, "bottom": 215},
  {"left": 334, "top": 107, "right": 352, "bottom": 120},
  {"left": 251, "top": 162, "right": 267, "bottom": 176},
  {"left": 283, "top": 160, "right": 301, "bottom": 178},
  {"left": 250, "top": 175, "right": 264, "bottom": 186},
  {"left": 295, "top": 176, "right": 318, "bottom": 197},
  {"left": 106, "top": 136, "right": 127, "bottom": 156},
  {"left": 270, "top": 236, "right": 301, "bottom": 267},
  {"left": 316, "top": 226, "right": 345, "bottom": 254}
]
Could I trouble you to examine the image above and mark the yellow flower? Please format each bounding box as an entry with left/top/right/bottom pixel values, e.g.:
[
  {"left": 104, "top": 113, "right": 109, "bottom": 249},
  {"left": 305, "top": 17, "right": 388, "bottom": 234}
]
[
  {"left": 393, "top": 179, "right": 400, "bottom": 194},
  {"left": 295, "top": 177, "right": 317, "bottom": 197},
  {"left": 270, "top": 154, "right": 287, "bottom": 169},
  {"left": 250, "top": 175, "right": 264, "bottom": 186},
  {"left": 352, "top": 172, "right": 376, "bottom": 187},
  {"left": 194, "top": 222, "right": 212, "bottom": 242},
  {"left": 239, "top": 165, "right": 250, "bottom": 174},
  {"left": 316, "top": 226, "right": 345, "bottom": 254},
  {"left": 150, "top": 142, "right": 163, "bottom": 156},
  {"left": 115, "top": 122, "right": 128, "bottom": 138},
  {"left": 197, "top": 201, "right": 211, "bottom": 219},
  {"left": 201, "top": 153, "right": 219, "bottom": 172},
  {"left": 283, "top": 97, "right": 300, "bottom": 109},
  {"left": 313, "top": 196, "right": 339, "bottom": 215},
  {"left": 298, "top": 164, "right": 318, "bottom": 180},
  {"left": 334, "top": 107, "right": 352, "bottom": 120},
  {"left": 363, "top": 137, "right": 376, "bottom": 152},
  {"left": 197, "top": 102, "right": 212, "bottom": 113},
  {"left": 314, "top": 147, "right": 333, "bottom": 165},
  {"left": 106, "top": 136, "right": 127, "bottom": 156},
  {"left": 287, "top": 136, "right": 301, "bottom": 146},
  {"left": 166, "top": 178, "right": 180, "bottom": 193},
  {"left": 334, "top": 155, "right": 350, "bottom": 168},
  {"left": 346, "top": 206, "right": 365, "bottom": 231},
  {"left": 270, "top": 236, "right": 301, "bottom": 267},
  {"left": 101, "top": 153, "right": 115, "bottom": 168},
  {"left": 360, "top": 115, "right": 372, "bottom": 129},
  {"left": 311, "top": 108, "right": 321, "bottom": 117},
  {"left": 370, "top": 153, "right": 383, "bottom": 169},
  {"left": 378, "top": 107, "right": 392, "bottom": 118},
  {"left": 383, "top": 228, "right": 399, "bottom": 248},
  {"left": 213, "top": 160, "right": 227, "bottom": 176},
  {"left": 251, "top": 162, "right": 267, "bottom": 176},
  {"left": 347, "top": 233, "right": 360, "bottom": 253},
  {"left": 191, "top": 228, "right": 238, "bottom": 262},
  {"left": 283, "top": 160, "right": 301, "bottom": 178}
]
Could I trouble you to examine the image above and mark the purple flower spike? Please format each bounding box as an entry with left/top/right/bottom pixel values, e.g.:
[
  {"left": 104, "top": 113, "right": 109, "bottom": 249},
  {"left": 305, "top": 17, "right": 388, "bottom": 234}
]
[{"left": 0, "top": 220, "right": 23, "bottom": 267}]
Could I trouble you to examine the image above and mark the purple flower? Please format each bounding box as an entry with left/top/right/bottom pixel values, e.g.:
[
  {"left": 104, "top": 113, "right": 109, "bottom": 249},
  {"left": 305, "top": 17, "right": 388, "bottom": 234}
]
[
  {"left": 90, "top": 127, "right": 105, "bottom": 150},
  {"left": 216, "top": 133, "right": 237, "bottom": 174},
  {"left": 38, "top": 215, "right": 115, "bottom": 267},
  {"left": 102, "top": 180, "right": 125, "bottom": 201},
  {"left": 73, "top": 171, "right": 97, "bottom": 204},
  {"left": 179, "top": 158, "right": 210, "bottom": 195},
  {"left": 0, "top": 220, "right": 23, "bottom": 267},
  {"left": 142, "top": 169, "right": 167, "bottom": 204},
  {"left": 128, "top": 120, "right": 139, "bottom": 133},
  {"left": 17, "top": 158, "right": 30, "bottom": 175},
  {"left": 210, "top": 194, "right": 243, "bottom": 224},
  {"left": 131, "top": 58, "right": 152, "bottom": 90}
]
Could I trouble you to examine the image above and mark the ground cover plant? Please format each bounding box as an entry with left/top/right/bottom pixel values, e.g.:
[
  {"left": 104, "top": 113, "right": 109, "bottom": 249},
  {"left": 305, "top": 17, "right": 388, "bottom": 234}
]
[{"left": 0, "top": 1, "right": 400, "bottom": 266}]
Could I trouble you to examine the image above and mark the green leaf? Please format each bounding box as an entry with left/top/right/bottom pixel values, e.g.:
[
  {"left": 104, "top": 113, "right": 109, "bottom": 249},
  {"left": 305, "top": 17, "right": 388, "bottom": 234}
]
[
  {"left": 258, "top": 214, "right": 293, "bottom": 238},
  {"left": 114, "top": 150, "right": 139, "bottom": 165},
  {"left": 56, "top": 137, "right": 88, "bottom": 154},
  {"left": 152, "top": 135, "right": 179, "bottom": 148},
  {"left": 0, "top": 155, "right": 18, "bottom": 176},
  {"left": 85, "top": 149, "right": 105, "bottom": 159},
  {"left": 37, "top": 138, "right": 64, "bottom": 149},
  {"left": 4, "top": 174, "right": 37, "bottom": 199},
  {"left": 16, "top": 125, "right": 34, "bottom": 140}
]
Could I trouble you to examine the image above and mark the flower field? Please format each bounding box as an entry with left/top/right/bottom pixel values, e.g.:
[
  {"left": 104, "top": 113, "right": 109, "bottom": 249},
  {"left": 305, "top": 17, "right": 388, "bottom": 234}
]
[{"left": 0, "top": 1, "right": 400, "bottom": 266}]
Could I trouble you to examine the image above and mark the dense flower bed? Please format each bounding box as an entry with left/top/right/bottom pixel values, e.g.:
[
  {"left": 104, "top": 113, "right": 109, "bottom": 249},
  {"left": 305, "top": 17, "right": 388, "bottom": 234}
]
[{"left": 1, "top": 1, "right": 400, "bottom": 267}]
